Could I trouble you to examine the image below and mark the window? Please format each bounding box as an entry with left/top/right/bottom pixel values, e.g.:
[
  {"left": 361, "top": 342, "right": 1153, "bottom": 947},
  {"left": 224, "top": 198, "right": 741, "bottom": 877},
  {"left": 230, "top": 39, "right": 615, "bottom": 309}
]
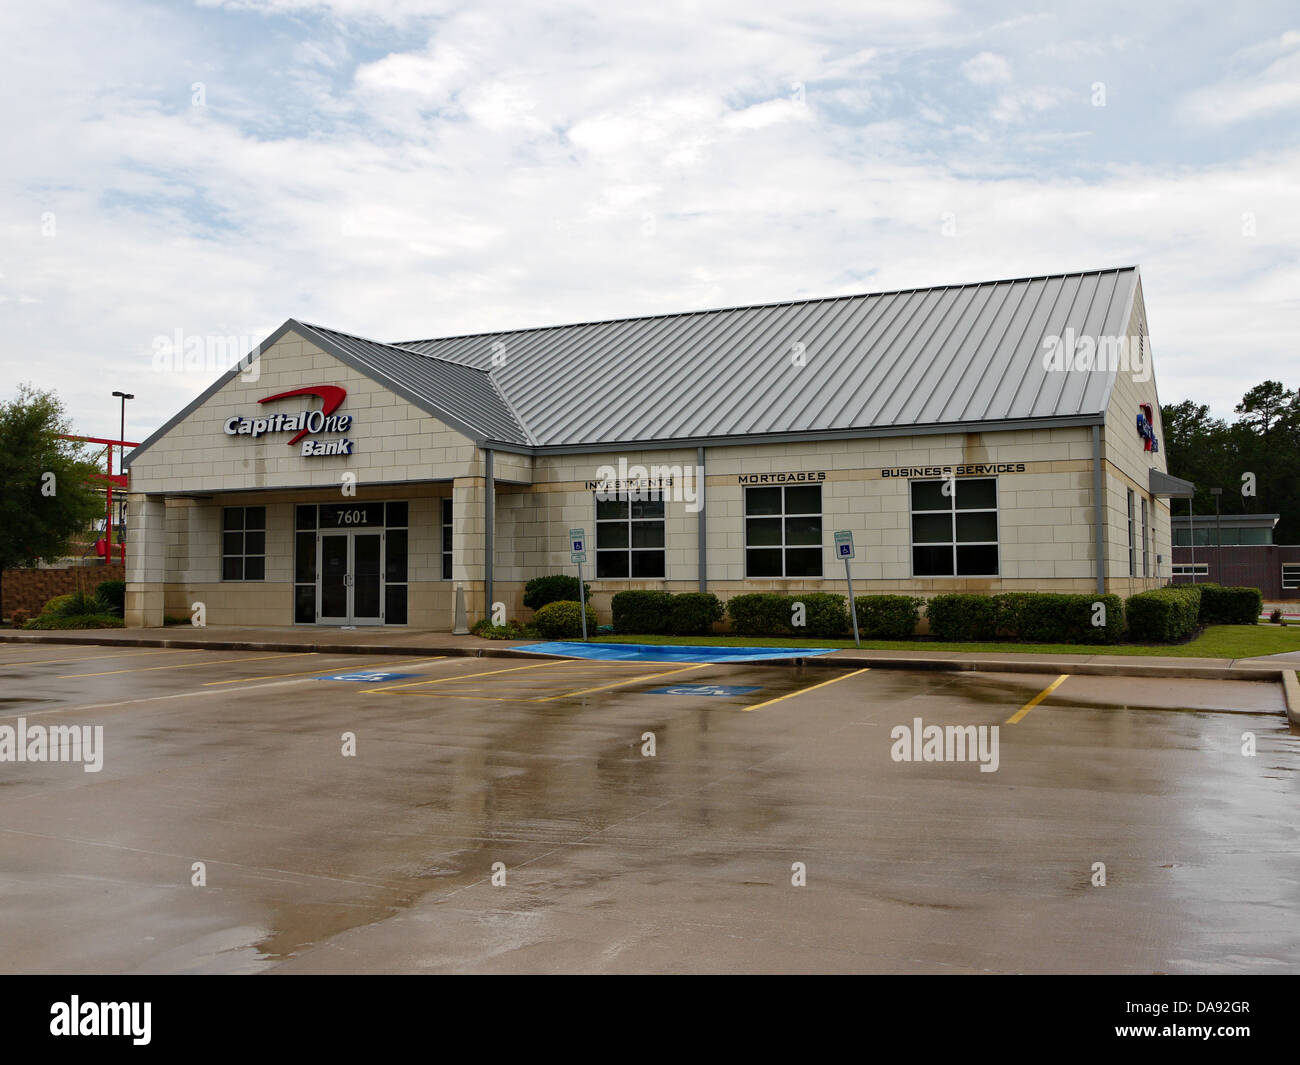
[
  {"left": 222, "top": 506, "right": 266, "bottom": 581},
  {"left": 384, "top": 502, "right": 408, "bottom": 625},
  {"left": 1127, "top": 490, "right": 1136, "bottom": 577},
  {"left": 442, "top": 498, "right": 453, "bottom": 580},
  {"left": 1283, "top": 564, "right": 1300, "bottom": 590},
  {"left": 1140, "top": 497, "right": 1149, "bottom": 577},
  {"left": 294, "top": 505, "right": 317, "bottom": 622},
  {"left": 910, "top": 478, "right": 998, "bottom": 577},
  {"left": 744, "top": 485, "right": 822, "bottom": 578},
  {"left": 1173, "top": 563, "right": 1208, "bottom": 577},
  {"left": 292, "top": 502, "right": 409, "bottom": 624},
  {"left": 596, "top": 494, "right": 666, "bottom": 578}
]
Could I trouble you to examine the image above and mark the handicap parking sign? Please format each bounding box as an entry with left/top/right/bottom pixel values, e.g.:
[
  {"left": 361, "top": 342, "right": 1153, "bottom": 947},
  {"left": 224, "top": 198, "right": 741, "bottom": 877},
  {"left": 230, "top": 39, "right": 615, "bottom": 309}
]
[
  {"left": 649, "top": 684, "right": 761, "bottom": 696},
  {"left": 321, "top": 672, "right": 417, "bottom": 682}
]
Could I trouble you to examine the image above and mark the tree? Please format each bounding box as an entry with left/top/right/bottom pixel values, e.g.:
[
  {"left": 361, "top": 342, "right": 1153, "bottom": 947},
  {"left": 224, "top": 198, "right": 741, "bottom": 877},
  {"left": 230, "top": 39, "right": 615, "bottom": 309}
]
[
  {"left": 0, "top": 386, "right": 104, "bottom": 617},
  {"left": 1234, "top": 380, "right": 1297, "bottom": 436},
  {"left": 1163, "top": 380, "right": 1300, "bottom": 544}
]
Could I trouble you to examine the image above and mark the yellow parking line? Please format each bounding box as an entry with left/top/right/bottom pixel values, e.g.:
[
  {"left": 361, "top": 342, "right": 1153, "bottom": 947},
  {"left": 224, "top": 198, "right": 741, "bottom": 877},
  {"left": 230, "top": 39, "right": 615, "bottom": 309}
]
[
  {"left": 0, "top": 648, "right": 203, "bottom": 668},
  {"left": 533, "top": 663, "right": 708, "bottom": 701},
  {"left": 60, "top": 652, "right": 315, "bottom": 678},
  {"left": 742, "top": 668, "right": 871, "bottom": 712},
  {"left": 1006, "top": 674, "right": 1070, "bottom": 724},
  {"left": 202, "top": 656, "right": 447, "bottom": 685},
  {"left": 361, "top": 659, "right": 585, "bottom": 694}
]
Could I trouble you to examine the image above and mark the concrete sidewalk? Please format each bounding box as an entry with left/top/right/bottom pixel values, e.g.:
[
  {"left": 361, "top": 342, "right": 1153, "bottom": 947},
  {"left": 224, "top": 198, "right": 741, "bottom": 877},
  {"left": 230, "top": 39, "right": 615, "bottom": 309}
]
[{"left": 0, "top": 624, "right": 1295, "bottom": 684}]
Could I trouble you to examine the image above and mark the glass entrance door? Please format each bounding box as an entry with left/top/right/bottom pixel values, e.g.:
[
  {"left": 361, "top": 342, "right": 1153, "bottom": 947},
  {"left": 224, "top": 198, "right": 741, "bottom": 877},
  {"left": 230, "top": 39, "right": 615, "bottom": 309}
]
[{"left": 317, "top": 531, "right": 385, "bottom": 625}]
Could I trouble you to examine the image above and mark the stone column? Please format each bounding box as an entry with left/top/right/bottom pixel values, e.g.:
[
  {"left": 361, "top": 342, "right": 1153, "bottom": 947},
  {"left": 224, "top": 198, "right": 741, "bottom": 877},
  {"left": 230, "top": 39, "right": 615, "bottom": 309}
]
[
  {"left": 451, "top": 476, "right": 486, "bottom": 622},
  {"left": 125, "top": 494, "right": 166, "bottom": 627}
]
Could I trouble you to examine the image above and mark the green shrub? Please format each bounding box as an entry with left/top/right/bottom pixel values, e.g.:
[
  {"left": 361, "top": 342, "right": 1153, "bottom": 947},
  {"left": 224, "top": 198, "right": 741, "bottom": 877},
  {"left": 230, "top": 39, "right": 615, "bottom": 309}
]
[
  {"left": 22, "top": 614, "right": 125, "bottom": 630},
  {"left": 666, "top": 592, "right": 723, "bottom": 636},
  {"left": 853, "top": 595, "right": 923, "bottom": 639},
  {"left": 1198, "top": 585, "right": 1262, "bottom": 626},
  {"left": 611, "top": 590, "right": 675, "bottom": 634},
  {"left": 41, "top": 594, "right": 76, "bottom": 616},
  {"left": 95, "top": 579, "right": 126, "bottom": 617},
  {"left": 523, "top": 575, "right": 592, "bottom": 611},
  {"left": 995, "top": 592, "right": 1125, "bottom": 644},
  {"left": 789, "top": 592, "right": 848, "bottom": 638},
  {"left": 42, "top": 591, "right": 103, "bottom": 617},
  {"left": 470, "top": 618, "right": 528, "bottom": 640},
  {"left": 532, "top": 600, "right": 598, "bottom": 640},
  {"left": 725, "top": 593, "right": 791, "bottom": 636},
  {"left": 924, "top": 594, "right": 1000, "bottom": 641},
  {"left": 1125, "top": 586, "right": 1202, "bottom": 642}
]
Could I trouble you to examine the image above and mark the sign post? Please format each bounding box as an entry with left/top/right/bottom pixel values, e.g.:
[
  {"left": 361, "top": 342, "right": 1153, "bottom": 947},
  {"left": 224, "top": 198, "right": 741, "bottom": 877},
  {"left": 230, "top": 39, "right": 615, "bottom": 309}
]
[
  {"left": 570, "top": 527, "right": 588, "bottom": 641},
  {"left": 834, "top": 530, "right": 860, "bottom": 648}
]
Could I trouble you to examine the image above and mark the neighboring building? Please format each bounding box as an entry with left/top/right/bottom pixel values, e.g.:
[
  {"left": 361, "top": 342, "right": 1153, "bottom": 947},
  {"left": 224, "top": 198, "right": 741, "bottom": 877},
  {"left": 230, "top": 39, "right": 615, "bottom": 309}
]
[
  {"left": 123, "top": 265, "right": 1181, "bottom": 629},
  {"left": 1171, "top": 512, "right": 1300, "bottom": 598}
]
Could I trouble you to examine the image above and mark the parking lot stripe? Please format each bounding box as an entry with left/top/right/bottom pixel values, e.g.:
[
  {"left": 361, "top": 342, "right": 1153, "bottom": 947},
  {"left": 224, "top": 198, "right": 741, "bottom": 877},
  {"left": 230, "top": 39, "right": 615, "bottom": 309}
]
[
  {"left": 361, "top": 658, "right": 587, "bottom": 694},
  {"left": 0, "top": 648, "right": 204, "bottom": 668},
  {"left": 532, "top": 663, "right": 708, "bottom": 701},
  {"left": 58, "top": 652, "right": 316, "bottom": 678},
  {"left": 742, "top": 668, "right": 871, "bottom": 712},
  {"left": 202, "top": 656, "right": 447, "bottom": 685},
  {"left": 1006, "top": 674, "right": 1070, "bottom": 724}
]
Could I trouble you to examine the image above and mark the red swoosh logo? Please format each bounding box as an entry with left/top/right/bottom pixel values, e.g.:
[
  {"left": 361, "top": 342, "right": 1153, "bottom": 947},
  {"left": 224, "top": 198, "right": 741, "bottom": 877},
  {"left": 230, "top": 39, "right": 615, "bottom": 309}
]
[{"left": 258, "top": 385, "right": 347, "bottom": 445}]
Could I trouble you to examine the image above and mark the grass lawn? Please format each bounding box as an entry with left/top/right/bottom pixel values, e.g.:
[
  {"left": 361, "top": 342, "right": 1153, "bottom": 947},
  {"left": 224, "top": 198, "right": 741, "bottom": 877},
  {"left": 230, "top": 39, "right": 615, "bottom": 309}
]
[{"left": 589, "top": 625, "right": 1300, "bottom": 659}]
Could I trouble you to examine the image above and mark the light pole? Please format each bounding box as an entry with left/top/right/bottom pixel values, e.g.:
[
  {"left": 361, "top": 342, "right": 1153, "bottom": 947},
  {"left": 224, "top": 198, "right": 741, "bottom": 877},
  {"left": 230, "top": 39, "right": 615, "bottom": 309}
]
[
  {"left": 111, "top": 391, "right": 134, "bottom": 564},
  {"left": 1210, "top": 487, "right": 1222, "bottom": 585}
]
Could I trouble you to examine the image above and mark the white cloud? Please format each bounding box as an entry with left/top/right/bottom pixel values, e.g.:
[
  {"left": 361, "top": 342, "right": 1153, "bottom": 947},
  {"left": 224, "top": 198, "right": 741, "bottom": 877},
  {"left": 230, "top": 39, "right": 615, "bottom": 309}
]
[
  {"left": 0, "top": 0, "right": 1297, "bottom": 440},
  {"left": 1183, "top": 32, "right": 1300, "bottom": 125},
  {"left": 960, "top": 51, "right": 1012, "bottom": 85}
]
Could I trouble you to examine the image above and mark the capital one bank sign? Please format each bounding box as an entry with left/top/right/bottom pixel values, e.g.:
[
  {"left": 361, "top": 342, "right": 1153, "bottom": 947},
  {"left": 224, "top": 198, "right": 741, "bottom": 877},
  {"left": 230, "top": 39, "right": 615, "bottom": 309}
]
[{"left": 223, "top": 385, "right": 355, "bottom": 456}]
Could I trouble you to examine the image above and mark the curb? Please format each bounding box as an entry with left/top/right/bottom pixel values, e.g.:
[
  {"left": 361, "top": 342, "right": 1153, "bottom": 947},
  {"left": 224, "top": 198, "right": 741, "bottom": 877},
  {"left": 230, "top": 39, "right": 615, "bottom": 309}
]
[
  {"left": 1282, "top": 670, "right": 1300, "bottom": 726},
  {"left": 0, "top": 631, "right": 1289, "bottom": 682}
]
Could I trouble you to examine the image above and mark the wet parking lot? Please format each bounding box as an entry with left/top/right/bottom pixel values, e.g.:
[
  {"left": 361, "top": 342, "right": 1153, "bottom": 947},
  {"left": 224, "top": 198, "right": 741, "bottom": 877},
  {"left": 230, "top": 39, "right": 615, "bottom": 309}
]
[{"left": 0, "top": 642, "right": 1297, "bottom": 973}]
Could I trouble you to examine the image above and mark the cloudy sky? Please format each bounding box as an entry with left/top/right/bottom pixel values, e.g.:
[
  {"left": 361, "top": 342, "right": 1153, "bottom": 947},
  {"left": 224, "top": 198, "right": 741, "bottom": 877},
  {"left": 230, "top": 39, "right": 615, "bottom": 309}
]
[{"left": 2, "top": 0, "right": 1297, "bottom": 443}]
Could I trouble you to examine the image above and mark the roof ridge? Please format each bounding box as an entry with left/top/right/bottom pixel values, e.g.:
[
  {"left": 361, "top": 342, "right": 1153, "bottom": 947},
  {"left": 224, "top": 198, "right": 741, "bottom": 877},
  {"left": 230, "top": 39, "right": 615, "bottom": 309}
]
[
  {"left": 299, "top": 320, "right": 496, "bottom": 376},
  {"left": 392, "top": 265, "right": 1140, "bottom": 347}
]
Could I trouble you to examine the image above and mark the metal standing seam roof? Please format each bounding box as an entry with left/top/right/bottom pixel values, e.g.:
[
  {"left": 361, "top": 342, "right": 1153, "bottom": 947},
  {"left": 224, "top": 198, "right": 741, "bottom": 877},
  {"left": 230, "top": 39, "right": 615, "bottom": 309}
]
[
  {"left": 294, "top": 322, "right": 531, "bottom": 445},
  {"left": 395, "top": 266, "right": 1141, "bottom": 449},
  {"left": 125, "top": 266, "right": 1142, "bottom": 467}
]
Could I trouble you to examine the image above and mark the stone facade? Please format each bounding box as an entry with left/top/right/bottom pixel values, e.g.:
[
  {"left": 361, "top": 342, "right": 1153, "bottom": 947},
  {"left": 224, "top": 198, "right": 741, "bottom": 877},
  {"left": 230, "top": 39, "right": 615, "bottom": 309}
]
[{"left": 125, "top": 318, "right": 1173, "bottom": 630}]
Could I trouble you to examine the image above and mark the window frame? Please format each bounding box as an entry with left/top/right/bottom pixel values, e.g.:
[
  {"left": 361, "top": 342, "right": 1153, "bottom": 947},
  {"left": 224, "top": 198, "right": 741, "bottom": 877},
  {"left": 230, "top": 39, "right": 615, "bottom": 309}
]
[
  {"left": 1282, "top": 563, "right": 1300, "bottom": 590},
  {"left": 1127, "top": 489, "right": 1136, "bottom": 577},
  {"left": 221, "top": 505, "right": 267, "bottom": 582},
  {"left": 743, "top": 484, "right": 824, "bottom": 579},
  {"left": 909, "top": 477, "right": 1000, "bottom": 578},
  {"left": 441, "top": 497, "right": 453, "bottom": 581},
  {"left": 1141, "top": 496, "right": 1150, "bottom": 577},
  {"left": 594, "top": 492, "right": 667, "bottom": 580}
]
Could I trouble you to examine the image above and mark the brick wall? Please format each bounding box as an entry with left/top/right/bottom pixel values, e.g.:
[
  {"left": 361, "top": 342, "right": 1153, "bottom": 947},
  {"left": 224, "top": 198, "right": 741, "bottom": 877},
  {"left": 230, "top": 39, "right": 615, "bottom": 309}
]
[{"left": 2, "top": 565, "right": 125, "bottom": 619}]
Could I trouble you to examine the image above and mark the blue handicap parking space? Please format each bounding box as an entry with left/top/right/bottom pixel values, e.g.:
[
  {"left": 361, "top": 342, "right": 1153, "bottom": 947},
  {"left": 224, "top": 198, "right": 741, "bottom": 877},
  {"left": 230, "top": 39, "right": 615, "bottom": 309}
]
[
  {"left": 648, "top": 684, "right": 761, "bottom": 696},
  {"left": 513, "top": 642, "right": 837, "bottom": 663},
  {"left": 320, "top": 672, "right": 418, "bottom": 682}
]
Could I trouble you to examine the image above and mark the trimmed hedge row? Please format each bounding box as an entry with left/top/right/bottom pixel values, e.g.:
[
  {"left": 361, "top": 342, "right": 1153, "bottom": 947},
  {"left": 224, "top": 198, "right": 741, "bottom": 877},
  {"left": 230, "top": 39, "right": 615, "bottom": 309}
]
[
  {"left": 1197, "top": 584, "right": 1262, "bottom": 626},
  {"left": 724, "top": 593, "right": 925, "bottom": 639},
  {"left": 611, "top": 591, "right": 724, "bottom": 635},
  {"left": 1125, "top": 585, "right": 1202, "bottom": 642},
  {"left": 523, "top": 575, "right": 592, "bottom": 610}
]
